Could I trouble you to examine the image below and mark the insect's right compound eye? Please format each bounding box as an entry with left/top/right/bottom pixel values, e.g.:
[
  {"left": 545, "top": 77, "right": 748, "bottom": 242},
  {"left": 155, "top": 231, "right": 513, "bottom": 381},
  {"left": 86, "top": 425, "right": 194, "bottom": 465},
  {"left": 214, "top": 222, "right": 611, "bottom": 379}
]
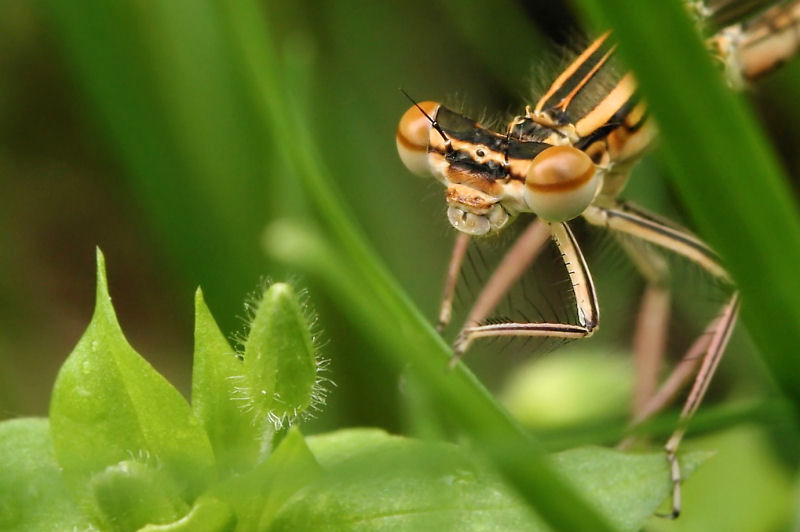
[
  {"left": 523, "top": 145, "right": 599, "bottom": 222},
  {"left": 396, "top": 101, "right": 440, "bottom": 176}
]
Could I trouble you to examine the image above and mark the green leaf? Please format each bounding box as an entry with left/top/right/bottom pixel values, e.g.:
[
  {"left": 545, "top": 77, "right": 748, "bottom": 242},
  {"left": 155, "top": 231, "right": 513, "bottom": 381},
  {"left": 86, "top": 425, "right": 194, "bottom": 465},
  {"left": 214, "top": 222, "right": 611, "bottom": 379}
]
[
  {"left": 270, "top": 429, "right": 540, "bottom": 531},
  {"left": 552, "top": 447, "right": 709, "bottom": 531},
  {"left": 49, "top": 249, "right": 215, "bottom": 522},
  {"left": 211, "top": 427, "right": 322, "bottom": 532},
  {"left": 90, "top": 459, "right": 189, "bottom": 531},
  {"left": 302, "top": 427, "right": 412, "bottom": 469},
  {"left": 647, "top": 426, "right": 794, "bottom": 532},
  {"left": 192, "top": 288, "right": 266, "bottom": 474},
  {"left": 242, "top": 283, "right": 320, "bottom": 431},
  {"left": 137, "top": 497, "right": 236, "bottom": 532},
  {"left": 267, "top": 429, "right": 709, "bottom": 532},
  {"left": 0, "top": 418, "right": 90, "bottom": 531}
]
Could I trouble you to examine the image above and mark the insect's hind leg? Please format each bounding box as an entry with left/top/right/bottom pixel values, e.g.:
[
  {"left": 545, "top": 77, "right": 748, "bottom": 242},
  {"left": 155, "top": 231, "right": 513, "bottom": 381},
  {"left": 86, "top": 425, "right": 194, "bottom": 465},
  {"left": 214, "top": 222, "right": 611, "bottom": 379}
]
[
  {"left": 584, "top": 202, "right": 739, "bottom": 518},
  {"left": 616, "top": 237, "right": 672, "bottom": 419},
  {"left": 661, "top": 293, "right": 739, "bottom": 517}
]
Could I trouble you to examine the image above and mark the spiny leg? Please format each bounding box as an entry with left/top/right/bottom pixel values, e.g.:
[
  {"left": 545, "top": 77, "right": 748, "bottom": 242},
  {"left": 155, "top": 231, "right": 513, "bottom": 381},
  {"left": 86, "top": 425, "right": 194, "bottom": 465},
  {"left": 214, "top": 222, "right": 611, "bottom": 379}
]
[
  {"left": 662, "top": 293, "right": 739, "bottom": 517},
  {"left": 437, "top": 232, "right": 471, "bottom": 332},
  {"left": 631, "top": 312, "right": 718, "bottom": 426},
  {"left": 584, "top": 202, "right": 738, "bottom": 518},
  {"left": 583, "top": 203, "right": 731, "bottom": 282},
  {"left": 451, "top": 221, "right": 598, "bottom": 367},
  {"left": 616, "top": 298, "right": 722, "bottom": 445}
]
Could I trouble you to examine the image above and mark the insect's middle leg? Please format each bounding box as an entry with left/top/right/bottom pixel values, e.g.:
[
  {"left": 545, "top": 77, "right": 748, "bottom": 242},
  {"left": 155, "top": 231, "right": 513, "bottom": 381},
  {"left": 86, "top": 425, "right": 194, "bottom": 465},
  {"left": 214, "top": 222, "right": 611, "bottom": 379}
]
[
  {"left": 437, "top": 232, "right": 472, "bottom": 332},
  {"left": 451, "top": 221, "right": 599, "bottom": 366}
]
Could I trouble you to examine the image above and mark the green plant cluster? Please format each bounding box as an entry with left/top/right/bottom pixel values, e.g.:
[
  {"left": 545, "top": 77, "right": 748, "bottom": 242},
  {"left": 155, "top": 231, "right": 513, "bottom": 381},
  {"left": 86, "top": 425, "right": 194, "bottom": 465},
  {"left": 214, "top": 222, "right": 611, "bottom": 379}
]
[{"left": 0, "top": 250, "right": 709, "bottom": 531}]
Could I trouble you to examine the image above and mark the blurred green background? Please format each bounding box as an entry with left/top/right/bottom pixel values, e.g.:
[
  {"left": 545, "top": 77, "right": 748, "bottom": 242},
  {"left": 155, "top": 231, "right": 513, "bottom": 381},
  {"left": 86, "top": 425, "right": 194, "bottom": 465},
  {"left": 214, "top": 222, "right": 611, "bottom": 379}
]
[{"left": 2, "top": 0, "right": 800, "bottom": 529}]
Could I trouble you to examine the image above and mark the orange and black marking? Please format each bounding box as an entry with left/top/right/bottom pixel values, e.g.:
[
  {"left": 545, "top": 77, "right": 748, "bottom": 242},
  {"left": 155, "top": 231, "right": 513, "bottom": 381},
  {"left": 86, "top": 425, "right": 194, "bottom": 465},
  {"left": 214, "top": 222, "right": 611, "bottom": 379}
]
[
  {"left": 534, "top": 32, "right": 614, "bottom": 120},
  {"left": 399, "top": 1, "right": 800, "bottom": 208},
  {"left": 426, "top": 105, "right": 552, "bottom": 189}
]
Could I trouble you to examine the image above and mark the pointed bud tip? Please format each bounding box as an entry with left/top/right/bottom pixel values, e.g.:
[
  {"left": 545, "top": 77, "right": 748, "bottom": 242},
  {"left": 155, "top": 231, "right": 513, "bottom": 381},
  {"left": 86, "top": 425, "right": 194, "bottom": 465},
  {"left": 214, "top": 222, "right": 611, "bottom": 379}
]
[
  {"left": 95, "top": 246, "right": 107, "bottom": 283},
  {"left": 94, "top": 247, "right": 112, "bottom": 309},
  {"left": 91, "top": 247, "right": 123, "bottom": 332},
  {"left": 265, "top": 282, "right": 294, "bottom": 300}
]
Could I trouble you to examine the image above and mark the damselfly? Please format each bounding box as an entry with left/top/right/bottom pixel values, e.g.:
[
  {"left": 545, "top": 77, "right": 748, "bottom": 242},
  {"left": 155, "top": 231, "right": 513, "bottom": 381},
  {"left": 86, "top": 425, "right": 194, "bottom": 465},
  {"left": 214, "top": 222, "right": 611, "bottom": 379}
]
[{"left": 395, "top": 0, "right": 800, "bottom": 518}]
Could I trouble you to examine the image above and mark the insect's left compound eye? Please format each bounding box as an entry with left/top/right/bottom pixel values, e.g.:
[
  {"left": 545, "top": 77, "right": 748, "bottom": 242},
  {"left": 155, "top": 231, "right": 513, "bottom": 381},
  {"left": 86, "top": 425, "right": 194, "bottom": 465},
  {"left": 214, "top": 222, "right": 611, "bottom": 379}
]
[
  {"left": 523, "top": 145, "right": 600, "bottom": 222},
  {"left": 396, "top": 101, "right": 440, "bottom": 176}
]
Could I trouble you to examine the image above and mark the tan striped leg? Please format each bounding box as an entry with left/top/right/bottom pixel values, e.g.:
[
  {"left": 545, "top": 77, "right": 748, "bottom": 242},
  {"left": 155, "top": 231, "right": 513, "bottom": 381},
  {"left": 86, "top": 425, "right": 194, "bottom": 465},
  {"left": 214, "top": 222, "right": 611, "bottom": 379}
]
[
  {"left": 584, "top": 202, "right": 738, "bottom": 518},
  {"left": 662, "top": 294, "right": 739, "bottom": 517},
  {"left": 451, "top": 221, "right": 598, "bottom": 367},
  {"left": 616, "top": 238, "right": 672, "bottom": 418},
  {"left": 583, "top": 203, "right": 731, "bottom": 282}
]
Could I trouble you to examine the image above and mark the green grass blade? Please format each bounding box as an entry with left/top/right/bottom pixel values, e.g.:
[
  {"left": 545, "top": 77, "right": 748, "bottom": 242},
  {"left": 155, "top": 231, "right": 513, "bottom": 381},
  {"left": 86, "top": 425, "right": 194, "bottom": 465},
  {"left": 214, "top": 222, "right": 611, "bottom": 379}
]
[
  {"left": 571, "top": 0, "right": 800, "bottom": 417},
  {"left": 221, "top": 0, "right": 618, "bottom": 529}
]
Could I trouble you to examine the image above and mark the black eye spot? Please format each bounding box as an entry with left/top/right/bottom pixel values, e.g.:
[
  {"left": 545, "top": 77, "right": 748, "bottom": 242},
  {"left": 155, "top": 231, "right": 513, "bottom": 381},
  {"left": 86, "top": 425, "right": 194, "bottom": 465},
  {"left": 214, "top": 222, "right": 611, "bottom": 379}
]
[{"left": 476, "top": 149, "right": 485, "bottom": 157}]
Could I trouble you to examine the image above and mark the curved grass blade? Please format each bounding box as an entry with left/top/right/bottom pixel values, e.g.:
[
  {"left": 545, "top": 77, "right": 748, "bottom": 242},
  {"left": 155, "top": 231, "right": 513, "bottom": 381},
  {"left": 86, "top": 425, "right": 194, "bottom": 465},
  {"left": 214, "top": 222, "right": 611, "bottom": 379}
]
[
  {"left": 216, "top": 0, "right": 619, "bottom": 528},
  {"left": 571, "top": 0, "right": 800, "bottom": 418}
]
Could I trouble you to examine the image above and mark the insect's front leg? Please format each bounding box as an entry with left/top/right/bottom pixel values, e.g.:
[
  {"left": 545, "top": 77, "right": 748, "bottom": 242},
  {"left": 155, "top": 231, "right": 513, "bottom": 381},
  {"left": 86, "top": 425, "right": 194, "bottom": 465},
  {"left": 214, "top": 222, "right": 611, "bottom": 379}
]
[
  {"left": 451, "top": 221, "right": 599, "bottom": 367},
  {"left": 447, "top": 218, "right": 551, "bottom": 336}
]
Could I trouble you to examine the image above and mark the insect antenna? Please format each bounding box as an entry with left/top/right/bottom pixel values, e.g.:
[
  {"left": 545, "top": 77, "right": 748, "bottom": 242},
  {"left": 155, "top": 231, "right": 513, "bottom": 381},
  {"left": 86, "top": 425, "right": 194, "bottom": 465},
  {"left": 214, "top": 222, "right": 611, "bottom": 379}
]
[{"left": 399, "top": 88, "right": 450, "bottom": 143}]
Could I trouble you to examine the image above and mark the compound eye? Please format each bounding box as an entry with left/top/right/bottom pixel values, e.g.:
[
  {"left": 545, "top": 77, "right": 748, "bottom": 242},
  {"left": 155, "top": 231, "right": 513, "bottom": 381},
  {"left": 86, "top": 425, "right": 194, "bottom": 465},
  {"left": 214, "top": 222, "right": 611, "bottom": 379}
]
[
  {"left": 523, "top": 145, "right": 599, "bottom": 222},
  {"left": 396, "top": 101, "right": 440, "bottom": 175}
]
